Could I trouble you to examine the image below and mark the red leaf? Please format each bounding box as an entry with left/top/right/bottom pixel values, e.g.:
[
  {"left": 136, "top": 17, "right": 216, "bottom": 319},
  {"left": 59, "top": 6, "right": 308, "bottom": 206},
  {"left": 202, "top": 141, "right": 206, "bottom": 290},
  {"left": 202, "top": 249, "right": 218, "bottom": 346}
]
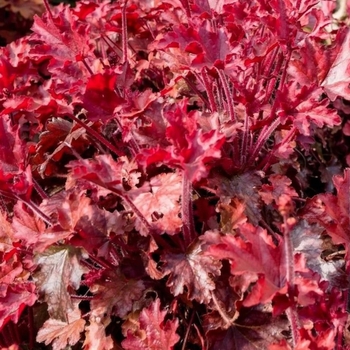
[
  {"left": 0, "top": 210, "right": 15, "bottom": 254},
  {"left": 31, "top": 7, "right": 91, "bottom": 62},
  {"left": 0, "top": 282, "right": 37, "bottom": 330},
  {"left": 0, "top": 117, "right": 32, "bottom": 197},
  {"left": 40, "top": 190, "right": 91, "bottom": 231},
  {"left": 119, "top": 89, "right": 157, "bottom": 118},
  {"left": 154, "top": 20, "right": 231, "bottom": 69},
  {"left": 164, "top": 99, "right": 225, "bottom": 181},
  {"left": 259, "top": 174, "right": 298, "bottom": 215},
  {"left": 122, "top": 299, "right": 180, "bottom": 350},
  {"left": 67, "top": 154, "right": 124, "bottom": 191},
  {"left": 277, "top": 83, "right": 341, "bottom": 136},
  {"left": 12, "top": 202, "right": 46, "bottom": 248},
  {"left": 132, "top": 172, "right": 182, "bottom": 235},
  {"left": 0, "top": 262, "right": 23, "bottom": 298},
  {"left": 71, "top": 205, "right": 126, "bottom": 259},
  {"left": 35, "top": 118, "right": 88, "bottom": 177},
  {"left": 82, "top": 72, "right": 125, "bottom": 121},
  {"left": 206, "top": 224, "right": 285, "bottom": 306},
  {"left": 161, "top": 240, "right": 221, "bottom": 303}
]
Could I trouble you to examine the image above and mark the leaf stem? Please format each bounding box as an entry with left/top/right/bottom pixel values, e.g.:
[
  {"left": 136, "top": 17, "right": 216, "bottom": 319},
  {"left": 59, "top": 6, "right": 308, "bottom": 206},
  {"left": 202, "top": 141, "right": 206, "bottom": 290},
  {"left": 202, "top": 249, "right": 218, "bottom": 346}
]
[
  {"left": 113, "top": 117, "right": 140, "bottom": 156},
  {"left": 121, "top": 1, "right": 128, "bottom": 64},
  {"left": 263, "top": 50, "right": 283, "bottom": 104},
  {"left": 68, "top": 113, "right": 122, "bottom": 156},
  {"left": 28, "top": 306, "right": 35, "bottom": 350},
  {"left": 211, "top": 291, "right": 237, "bottom": 327},
  {"left": 269, "top": 49, "right": 292, "bottom": 117},
  {"left": 283, "top": 216, "right": 299, "bottom": 348},
  {"left": 102, "top": 34, "right": 123, "bottom": 58},
  {"left": 247, "top": 117, "right": 280, "bottom": 166},
  {"left": 277, "top": 0, "right": 288, "bottom": 44},
  {"left": 201, "top": 68, "right": 217, "bottom": 112},
  {"left": 182, "top": 74, "right": 210, "bottom": 110},
  {"left": 240, "top": 109, "right": 250, "bottom": 166},
  {"left": 32, "top": 178, "right": 49, "bottom": 200},
  {"left": 181, "top": 172, "right": 196, "bottom": 247},
  {"left": 82, "top": 59, "right": 94, "bottom": 76},
  {"left": 180, "top": 0, "right": 192, "bottom": 18},
  {"left": 123, "top": 193, "right": 154, "bottom": 233},
  {"left": 42, "top": 0, "right": 55, "bottom": 23},
  {"left": 0, "top": 190, "right": 52, "bottom": 226},
  {"left": 260, "top": 126, "right": 297, "bottom": 172},
  {"left": 216, "top": 68, "right": 236, "bottom": 121},
  {"left": 71, "top": 294, "right": 94, "bottom": 300},
  {"left": 8, "top": 322, "right": 19, "bottom": 346},
  {"left": 1, "top": 326, "right": 11, "bottom": 347},
  {"left": 181, "top": 309, "right": 195, "bottom": 350},
  {"left": 88, "top": 254, "right": 114, "bottom": 269}
]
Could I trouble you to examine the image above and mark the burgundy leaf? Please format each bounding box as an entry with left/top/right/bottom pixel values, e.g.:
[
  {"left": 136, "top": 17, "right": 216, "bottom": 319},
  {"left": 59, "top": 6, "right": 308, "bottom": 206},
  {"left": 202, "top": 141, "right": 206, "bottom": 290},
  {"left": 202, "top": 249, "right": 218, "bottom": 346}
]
[{"left": 209, "top": 171, "right": 263, "bottom": 226}]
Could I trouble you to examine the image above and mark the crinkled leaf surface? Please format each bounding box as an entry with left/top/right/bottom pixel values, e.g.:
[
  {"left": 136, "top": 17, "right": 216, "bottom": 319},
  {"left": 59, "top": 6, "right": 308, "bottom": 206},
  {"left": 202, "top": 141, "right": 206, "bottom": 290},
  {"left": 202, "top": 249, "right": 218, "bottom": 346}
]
[
  {"left": 302, "top": 169, "right": 350, "bottom": 248},
  {"left": 122, "top": 299, "right": 180, "bottom": 350},
  {"left": 89, "top": 269, "right": 145, "bottom": 319},
  {"left": 164, "top": 100, "right": 225, "bottom": 181},
  {"left": 83, "top": 73, "right": 125, "bottom": 121},
  {"left": 132, "top": 172, "right": 182, "bottom": 235},
  {"left": 31, "top": 7, "right": 91, "bottom": 62},
  {"left": 0, "top": 283, "right": 37, "bottom": 330},
  {"left": 67, "top": 154, "right": 124, "bottom": 191},
  {"left": 322, "top": 28, "right": 350, "bottom": 101},
  {"left": 161, "top": 240, "right": 221, "bottom": 303},
  {"left": 34, "top": 246, "right": 88, "bottom": 321},
  {"left": 12, "top": 202, "right": 46, "bottom": 247},
  {"left": 36, "top": 301, "right": 85, "bottom": 350},
  {"left": 206, "top": 224, "right": 285, "bottom": 306},
  {"left": 210, "top": 172, "right": 263, "bottom": 226},
  {"left": 83, "top": 318, "right": 114, "bottom": 350}
]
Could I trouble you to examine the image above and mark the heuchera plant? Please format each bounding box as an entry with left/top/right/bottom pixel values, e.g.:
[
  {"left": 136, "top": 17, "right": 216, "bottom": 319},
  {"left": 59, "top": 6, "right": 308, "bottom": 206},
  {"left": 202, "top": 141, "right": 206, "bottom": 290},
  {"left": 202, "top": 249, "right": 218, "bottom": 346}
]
[{"left": 1, "top": 0, "right": 350, "bottom": 348}]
